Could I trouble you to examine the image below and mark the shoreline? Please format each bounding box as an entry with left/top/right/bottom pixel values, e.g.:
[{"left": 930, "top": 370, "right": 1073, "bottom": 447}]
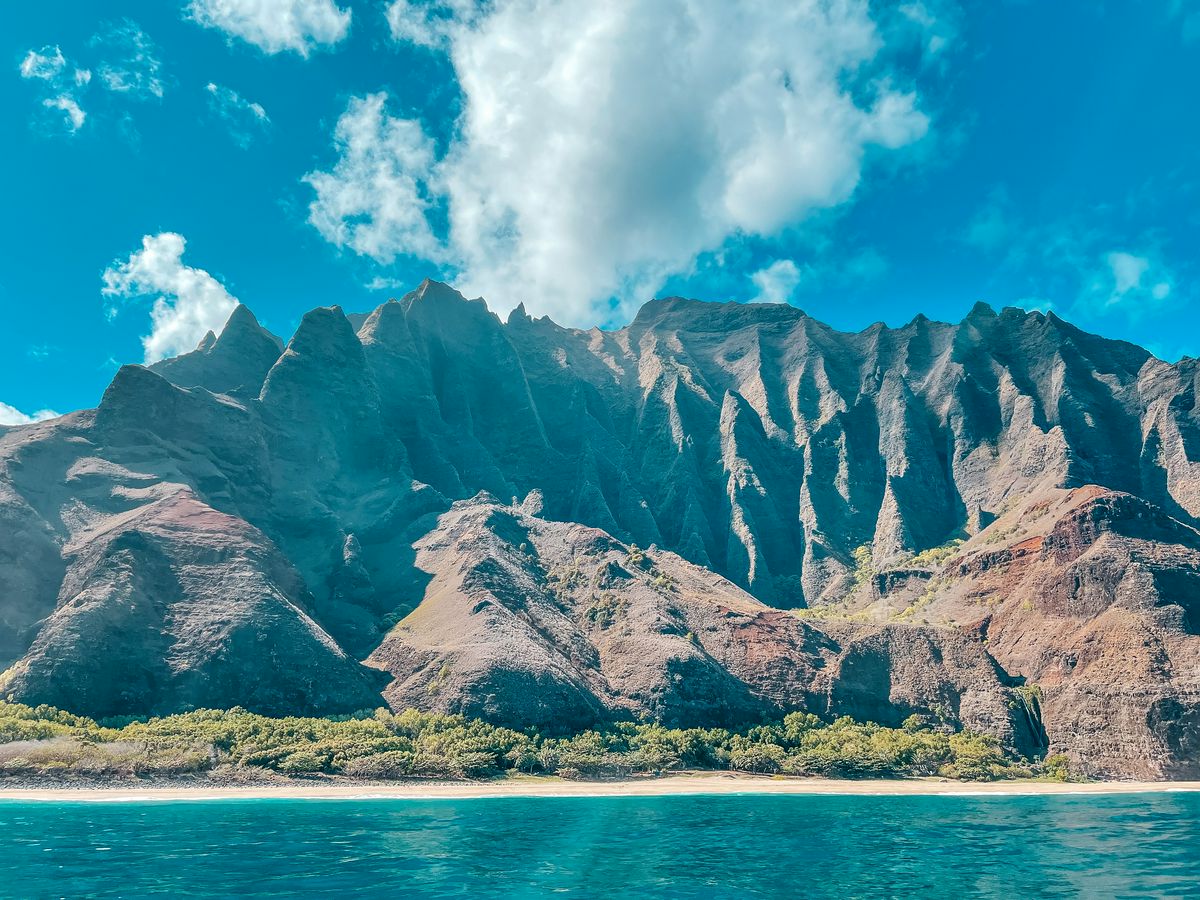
[{"left": 2, "top": 773, "right": 1199, "bottom": 802}]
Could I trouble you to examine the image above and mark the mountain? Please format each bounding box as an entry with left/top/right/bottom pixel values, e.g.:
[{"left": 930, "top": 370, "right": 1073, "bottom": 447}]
[{"left": 2, "top": 279, "right": 1198, "bottom": 777}]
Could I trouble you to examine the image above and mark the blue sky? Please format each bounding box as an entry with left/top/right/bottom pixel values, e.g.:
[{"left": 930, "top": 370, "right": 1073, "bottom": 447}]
[{"left": 2, "top": 0, "right": 1199, "bottom": 421}]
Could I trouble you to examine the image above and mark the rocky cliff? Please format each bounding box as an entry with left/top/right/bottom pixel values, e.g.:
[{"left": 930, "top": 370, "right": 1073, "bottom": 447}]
[{"left": 2, "top": 280, "right": 1198, "bottom": 776}]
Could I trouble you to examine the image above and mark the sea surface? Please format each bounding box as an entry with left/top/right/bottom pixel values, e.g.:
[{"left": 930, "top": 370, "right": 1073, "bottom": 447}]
[{"left": 3, "top": 792, "right": 1199, "bottom": 898}]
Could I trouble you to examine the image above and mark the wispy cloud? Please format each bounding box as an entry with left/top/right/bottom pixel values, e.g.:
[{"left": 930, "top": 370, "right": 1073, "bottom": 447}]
[
  {"left": 92, "top": 20, "right": 164, "bottom": 99},
  {"left": 963, "top": 188, "right": 1185, "bottom": 328},
  {"left": 17, "top": 22, "right": 163, "bottom": 135},
  {"left": 42, "top": 95, "right": 85, "bottom": 131},
  {"left": 26, "top": 344, "right": 55, "bottom": 362},
  {"left": 1170, "top": 0, "right": 1200, "bottom": 42},
  {"left": 19, "top": 46, "right": 67, "bottom": 81},
  {"left": 205, "top": 82, "right": 270, "bottom": 147},
  {"left": 17, "top": 44, "right": 91, "bottom": 134},
  {"left": 964, "top": 186, "right": 1014, "bottom": 254},
  {"left": 385, "top": 0, "right": 481, "bottom": 49},
  {"left": 1079, "top": 251, "right": 1174, "bottom": 316},
  {"left": 365, "top": 275, "right": 409, "bottom": 292}
]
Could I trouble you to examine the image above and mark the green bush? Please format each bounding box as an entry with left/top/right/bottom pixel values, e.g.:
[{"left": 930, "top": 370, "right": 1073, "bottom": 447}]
[
  {"left": 276, "top": 750, "right": 331, "bottom": 775},
  {"left": 1040, "top": 753, "right": 1072, "bottom": 782},
  {"left": 0, "top": 700, "right": 1062, "bottom": 783},
  {"left": 342, "top": 751, "right": 415, "bottom": 779}
]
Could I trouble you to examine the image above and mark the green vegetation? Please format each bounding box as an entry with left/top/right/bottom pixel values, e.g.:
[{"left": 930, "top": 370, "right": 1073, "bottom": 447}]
[
  {"left": 650, "top": 571, "right": 676, "bottom": 592},
  {"left": 1010, "top": 684, "right": 1046, "bottom": 734},
  {"left": 1014, "top": 684, "right": 1043, "bottom": 706},
  {"left": 981, "top": 523, "right": 1022, "bottom": 546},
  {"left": 792, "top": 601, "right": 873, "bottom": 624},
  {"left": 426, "top": 663, "right": 453, "bottom": 696},
  {"left": 906, "top": 539, "right": 965, "bottom": 570},
  {"left": 851, "top": 543, "right": 875, "bottom": 591},
  {"left": 0, "top": 702, "right": 1071, "bottom": 783},
  {"left": 893, "top": 575, "right": 947, "bottom": 622},
  {"left": 1040, "top": 753, "right": 1072, "bottom": 781},
  {"left": 584, "top": 592, "right": 623, "bottom": 629},
  {"left": 547, "top": 557, "right": 587, "bottom": 605}
]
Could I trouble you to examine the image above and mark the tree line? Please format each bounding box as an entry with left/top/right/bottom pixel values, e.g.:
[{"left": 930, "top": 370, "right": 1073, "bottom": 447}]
[{"left": 0, "top": 701, "right": 1072, "bottom": 782}]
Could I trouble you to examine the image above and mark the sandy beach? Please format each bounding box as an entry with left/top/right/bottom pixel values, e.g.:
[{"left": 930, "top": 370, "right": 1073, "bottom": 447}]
[{"left": 2, "top": 773, "right": 1198, "bottom": 802}]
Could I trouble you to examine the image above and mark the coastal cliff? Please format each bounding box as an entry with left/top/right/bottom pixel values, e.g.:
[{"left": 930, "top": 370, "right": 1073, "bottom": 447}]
[{"left": 2, "top": 280, "right": 1198, "bottom": 777}]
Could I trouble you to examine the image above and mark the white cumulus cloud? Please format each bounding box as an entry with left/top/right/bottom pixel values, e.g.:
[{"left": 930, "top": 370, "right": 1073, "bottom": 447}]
[
  {"left": 304, "top": 93, "right": 445, "bottom": 264},
  {"left": 310, "top": 0, "right": 938, "bottom": 324},
  {"left": 102, "top": 233, "right": 239, "bottom": 364},
  {"left": 0, "top": 403, "right": 60, "bottom": 427},
  {"left": 385, "top": 0, "right": 481, "bottom": 49},
  {"left": 751, "top": 260, "right": 803, "bottom": 304},
  {"left": 187, "top": 0, "right": 352, "bottom": 56}
]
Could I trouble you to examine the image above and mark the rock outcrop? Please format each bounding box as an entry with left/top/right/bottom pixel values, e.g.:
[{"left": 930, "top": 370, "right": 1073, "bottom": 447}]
[
  {"left": 366, "top": 494, "right": 1036, "bottom": 749},
  {"left": 858, "top": 486, "right": 1200, "bottom": 778},
  {"left": 0, "top": 489, "right": 382, "bottom": 718},
  {"left": 1, "top": 280, "right": 1199, "bottom": 776},
  {"left": 150, "top": 304, "right": 283, "bottom": 397}
]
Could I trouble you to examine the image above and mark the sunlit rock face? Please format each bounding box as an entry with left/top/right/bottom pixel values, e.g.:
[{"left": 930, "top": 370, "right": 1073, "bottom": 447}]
[{"left": 2, "top": 280, "right": 1199, "bottom": 776}]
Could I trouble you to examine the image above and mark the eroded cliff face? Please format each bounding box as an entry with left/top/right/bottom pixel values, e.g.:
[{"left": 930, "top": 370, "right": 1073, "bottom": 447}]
[
  {"left": 1, "top": 281, "right": 1197, "bottom": 775},
  {"left": 365, "top": 495, "right": 1037, "bottom": 753},
  {"left": 854, "top": 486, "right": 1200, "bottom": 779}
]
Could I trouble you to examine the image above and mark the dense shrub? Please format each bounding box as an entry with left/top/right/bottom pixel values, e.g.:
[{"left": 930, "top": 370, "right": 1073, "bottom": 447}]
[
  {"left": 342, "top": 751, "right": 415, "bottom": 779},
  {"left": 0, "top": 700, "right": 1064, "bottom": 782}
]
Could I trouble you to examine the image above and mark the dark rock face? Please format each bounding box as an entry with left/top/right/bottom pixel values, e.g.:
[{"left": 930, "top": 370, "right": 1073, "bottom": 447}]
[
  {"left": 0, "top": 492, "right": 382, "bottom": 718},
  {"left": 150, "top": 305, "right": 283, "bottom": 397},
  {"left": 1, "top": 282, "right": 1199, "bottom": 775}
]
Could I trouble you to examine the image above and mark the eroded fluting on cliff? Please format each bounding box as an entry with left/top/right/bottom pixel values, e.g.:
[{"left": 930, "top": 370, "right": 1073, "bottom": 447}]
[{"left": 1, "top": 282, "right": 1199, "bottom": 776}]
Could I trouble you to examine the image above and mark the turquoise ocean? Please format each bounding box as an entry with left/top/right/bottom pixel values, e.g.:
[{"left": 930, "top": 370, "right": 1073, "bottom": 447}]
[{"left": 4, "top": 793, "right": 1199, "bottom": 897}]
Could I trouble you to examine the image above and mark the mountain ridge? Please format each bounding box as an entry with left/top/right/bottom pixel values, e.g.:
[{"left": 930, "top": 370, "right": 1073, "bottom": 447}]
[{"left": 2, "top": 280, "right": 1198, "bottom": 777}]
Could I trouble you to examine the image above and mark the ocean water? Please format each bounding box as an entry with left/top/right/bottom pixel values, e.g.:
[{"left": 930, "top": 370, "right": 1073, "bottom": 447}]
[{"left": 3, "top": 793, "right": 1199, "bottom": 898}]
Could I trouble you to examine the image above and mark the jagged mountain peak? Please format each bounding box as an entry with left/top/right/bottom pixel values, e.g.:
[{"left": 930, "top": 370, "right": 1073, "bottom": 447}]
[
  {"left": 964, "top": 299, "right": 998, "bottom": 321},
  {"left": 508, "top": 301, "right": 531, "bottom": 324},
  {"left": 150, "top": 302, "right": 284, "bottom": 396},
  {"left": 284, "top": 305, "right": 359, "bottom": 355},
  {"left": 357, "top": 298, "right": 409, "bottom": 346},
  {"left": 221, "top": 302, "right": 281, "bottom": 344},
  {"left": 405, "top": 277, "right": 479, "bottom": 309},
  {"left": 398, "top": 278, "right": 502, "bottom": 337},
  {"left": 99, "top": 362, "right": 173, "bottom": 410}
]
